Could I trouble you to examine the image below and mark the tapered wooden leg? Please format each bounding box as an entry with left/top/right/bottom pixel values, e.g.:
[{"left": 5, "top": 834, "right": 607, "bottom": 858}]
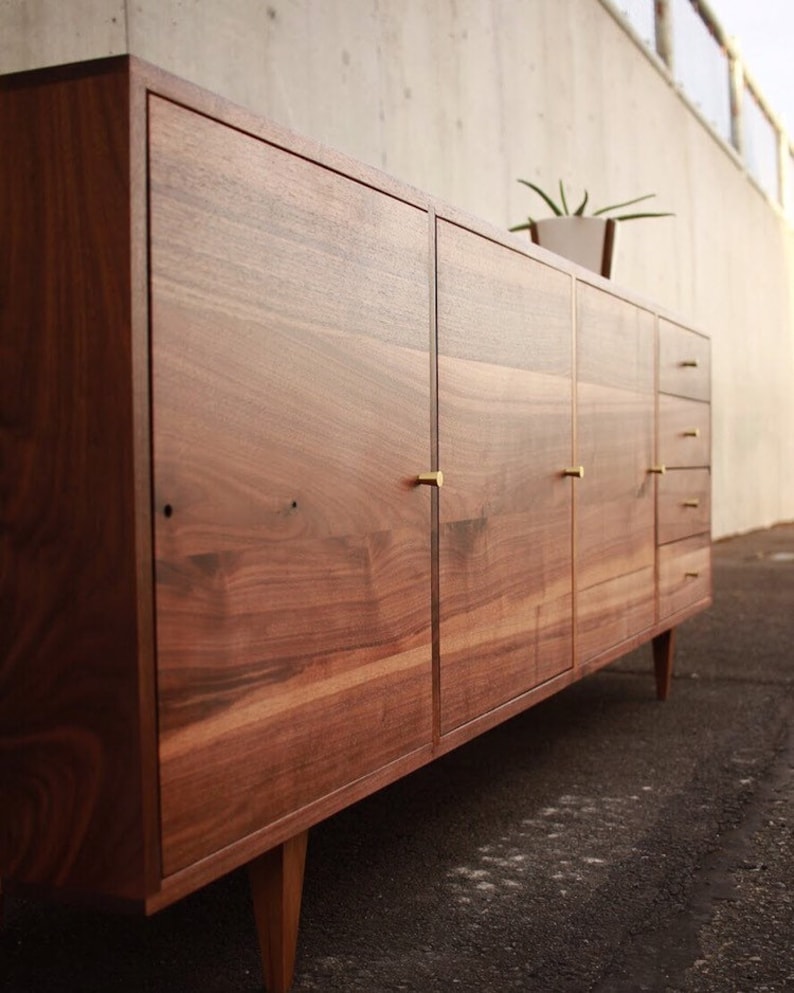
[
  {"left": 652, "top": 627, "right": 676, "bottom": 701},
  {"left": 249, "top": 831, "right": 309, "bottom": 993}
]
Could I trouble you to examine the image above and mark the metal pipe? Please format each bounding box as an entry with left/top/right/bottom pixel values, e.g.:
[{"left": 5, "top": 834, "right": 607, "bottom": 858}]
[
  {"left": 728, "top": 51, "right": 744, "bottom": 156},
  {"left": 654, "top": 0, "right": 674, "bottom": 71},
  {"left": 777, "top": 132, "right": 790, "bottom": 213}
]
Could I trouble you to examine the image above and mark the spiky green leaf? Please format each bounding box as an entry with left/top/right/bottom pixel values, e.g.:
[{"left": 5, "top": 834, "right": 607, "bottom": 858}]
[
  {"left": 592, "top": 193, "right": 657, "bottom": 216},
  {"left": 517, "top": 179, "right": 563, "bottom": 216},
  {"left": 559, "top": 180, "right": 570, "bottom": 215},
  {"left": 612, "top": 211, "right": 675, "bottom": 221}
]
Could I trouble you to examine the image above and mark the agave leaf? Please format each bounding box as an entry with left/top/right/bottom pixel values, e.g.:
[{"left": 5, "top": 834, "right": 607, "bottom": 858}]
[
  {"left": 559, "top": 180, "right": 570, "bottom": 215},
  {"left": 592, "top": 193, "right": 657, "bottom": 216},
  {"left": 612, "top": 211, "right": 675, "bottom": 221},
  {"left": 517, "top": 179, "right": 563, "bottom": 216},
  {"left": 573, "top": 190, "right": 589, "bottom": 216},
  {"left": 508, "top": 220, "right": 534, "bottom": 232}
]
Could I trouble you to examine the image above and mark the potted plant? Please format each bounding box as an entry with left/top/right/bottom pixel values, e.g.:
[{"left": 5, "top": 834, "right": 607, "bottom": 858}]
[{"left": 510, "top": 180, "right": 672, "bottom": 278}]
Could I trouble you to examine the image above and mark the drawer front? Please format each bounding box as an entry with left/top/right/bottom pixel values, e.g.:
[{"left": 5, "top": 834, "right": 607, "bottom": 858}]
[
  {"left": 659, "top": 395, "right": 710, "bottom": 467},
  {"left": 658, "top": 468, "right": 711, "bottom": 544},
  {"left": 658, "top": 534, "right": 711, "bottom": 619},
  {"left": 658, "top": 319, "right": 710, "bottom": 401}
]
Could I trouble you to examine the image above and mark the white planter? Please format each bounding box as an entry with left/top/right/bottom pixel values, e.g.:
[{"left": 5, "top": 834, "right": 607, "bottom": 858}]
[{"left": 530, "top": 216, "right": 617, "bottom": 278}]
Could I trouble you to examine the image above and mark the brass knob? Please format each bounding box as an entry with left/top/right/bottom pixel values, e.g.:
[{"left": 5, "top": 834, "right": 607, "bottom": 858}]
[
  {"left": 563, "top": 466, "right": 584, "bottom": 478},
  {"left": 649, "top": 465, "right": 667, "bottom": 475},
  {"left": 683, "top": 428, "right": 700, "bottom": 438},
  {"left": 680, "top": 359, "right": 699, "bottom": 368},
  {"left": 685, "top": 570, "right": 700, "bottom": 578},
  {"left": 417, "top": 470, "right": 444, "bottom": 488},
  {"left": 683, "top": 499, "right": 700, "bottom": 508}
]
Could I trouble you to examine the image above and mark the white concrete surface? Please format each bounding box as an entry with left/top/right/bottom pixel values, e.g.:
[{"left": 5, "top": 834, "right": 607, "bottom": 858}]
[{"left": 2, "top": 0, "right": 792, "bottom": 537}]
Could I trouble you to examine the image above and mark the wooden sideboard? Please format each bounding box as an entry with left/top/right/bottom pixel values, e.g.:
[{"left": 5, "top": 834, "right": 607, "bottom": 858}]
[{"left": 0, "top": 56, "right": 711, "bottom": 992}]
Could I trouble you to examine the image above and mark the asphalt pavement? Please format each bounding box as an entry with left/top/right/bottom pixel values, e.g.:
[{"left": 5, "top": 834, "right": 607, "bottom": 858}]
[{"left": 2, "top": 523, "right": 793, "bottom": 992}]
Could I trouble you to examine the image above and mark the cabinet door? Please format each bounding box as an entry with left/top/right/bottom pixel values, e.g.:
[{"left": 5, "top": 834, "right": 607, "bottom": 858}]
[
  {"left": 575, "top": 285, "right": 655, "bottom": 663},
  {"left": 149, "top": 97, "right": 433, "bottom": 875},
  {"left": 437, "top": 222, "right": 573, "bottom": 735}
]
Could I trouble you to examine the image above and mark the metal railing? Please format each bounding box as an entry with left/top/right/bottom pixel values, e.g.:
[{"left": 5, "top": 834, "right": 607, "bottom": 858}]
[{"left": 609, "top": 0, "right": 793, "bottom": 217}]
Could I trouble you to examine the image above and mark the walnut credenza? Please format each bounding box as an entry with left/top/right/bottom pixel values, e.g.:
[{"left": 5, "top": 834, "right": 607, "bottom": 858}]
[{"left": 0, "top": 56, "right": 711, "bottom": 992}]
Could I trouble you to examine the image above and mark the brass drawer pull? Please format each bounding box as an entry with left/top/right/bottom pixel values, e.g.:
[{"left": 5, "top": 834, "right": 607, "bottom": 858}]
[
  {"left": 680, "top": 359, "right": 699, "bottom": 368},
  {"left": 649, "top": 465, "right": 667, "bottom": 475},
  {"left": 683, "top": 428, "right": 700, "bottom": 438},
  {"left": 685, "top": 570, "right": 700, "bottom": 578},
  {"left": 417, "top": 470, "right": 444, "bottom": 487},
  {"left": 563, "top": 466, "right": 584, "bottom": 478},
  {"left": 683, "top": 499, "right": 700, "bottom": 508}
]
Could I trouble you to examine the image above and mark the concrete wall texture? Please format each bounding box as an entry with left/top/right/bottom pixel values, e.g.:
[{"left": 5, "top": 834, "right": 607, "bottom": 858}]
[{"left": 3, "top": 0, "right": 793, "bottom": 539}]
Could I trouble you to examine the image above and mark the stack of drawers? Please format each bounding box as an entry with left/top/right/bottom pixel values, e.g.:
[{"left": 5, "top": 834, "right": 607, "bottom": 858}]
[{"left": 656, "top": 320, "right": 712, "bottom": 619}]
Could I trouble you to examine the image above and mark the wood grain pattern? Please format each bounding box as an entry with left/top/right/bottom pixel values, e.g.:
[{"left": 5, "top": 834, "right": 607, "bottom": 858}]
[
  {"left": 658, "top": 396, "right": 711, "bottom": 467},
  {"left": 657, "top": 468, "right": 711, "bottom": 544},
  {"left": 658, "top": 534, "right": 712, "bottom": 620},
  {"left": 149, "top": 96, "right": 433, "bottom": 874},
  {"left": 0, "top": 61, "right": 155, "bottom": 900},
  {"left": 576, "top": 566, "right": 656, "bottom": 663},
  {"left": 575, "top": 285, "right": 655, "bottom": 662},
  {"left": 1, "top": 57, "right": 713, "bottom": 931},
  {"left": 658, "top": 319, "right": 711, "bottom": 401},
  {"left": 436, "top": 221, "right": 573, "bottom": 733}
]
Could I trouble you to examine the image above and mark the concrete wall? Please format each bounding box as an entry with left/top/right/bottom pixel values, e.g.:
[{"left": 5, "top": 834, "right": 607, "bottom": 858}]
[{"left": 3, "top": 0, "right": 793, "bottom": 538}]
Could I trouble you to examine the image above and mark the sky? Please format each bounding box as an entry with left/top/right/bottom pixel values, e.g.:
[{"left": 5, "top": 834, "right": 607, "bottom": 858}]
[{"left": 703, "top": 0, "right": 794, "bottom": 132}]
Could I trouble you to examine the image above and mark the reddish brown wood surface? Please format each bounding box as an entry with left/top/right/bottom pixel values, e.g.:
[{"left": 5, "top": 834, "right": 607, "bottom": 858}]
[
  {"left": 0, "top": 61, "right": 156, "bottom": 900},
  {"left": 575, "top": 285, "right": 655, "bottom": 662},
  {"left": 149, "top": 96, "right": 433, "bottom": 875},
  {"left": 436, "top": 221, "right": 573, "bottom": 734},
  {"left": 657, "top": 468, "right": 711, "bottom": 544},
  {"left": 576, "top": 567, "right": 656, "bottom": 663},
  {"left": 658, "top": 534, "right": 712, "bottom": 620},
  {"left": 249, "top": 832, "right": 309, "bottom": 993},
  {"left": 1, "top": 57, "right": 713, "bottom": 928}
]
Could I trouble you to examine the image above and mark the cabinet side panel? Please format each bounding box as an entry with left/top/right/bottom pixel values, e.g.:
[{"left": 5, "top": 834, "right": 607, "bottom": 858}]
[
  {"left": 437, "top": 222, "right": 573, "bottom": 734},
  {"left": 0, "top": 65, "right": 151, "bottom": 899},
  {"left": 149, "top": 97, "right": 433, "bottom": 874}
]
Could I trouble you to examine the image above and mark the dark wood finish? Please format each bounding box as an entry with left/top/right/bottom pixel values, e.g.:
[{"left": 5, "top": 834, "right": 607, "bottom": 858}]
[
  {"left": 1, "top": 55, "right": 712, "bottom": 993},
  {"left": 652, "top": 628, "right": 676, "bottom": 701},
  {"left": 149, "top": 95, "right": 434, "bottom": 874},
  {"left": 0, "top": 59, "right": 157, "bottom": 901},
  {"left": 575, "top": 284, "right": 656, "bottom": 663},
  {"left": 658, "top": 468, "right": 711, "bottom": 544},
  {"left": 249, "top": 832, "right": 309, "bottom": 993},
  {"left": 436, "top": 221, "right": 573, "bottom": 733}
]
